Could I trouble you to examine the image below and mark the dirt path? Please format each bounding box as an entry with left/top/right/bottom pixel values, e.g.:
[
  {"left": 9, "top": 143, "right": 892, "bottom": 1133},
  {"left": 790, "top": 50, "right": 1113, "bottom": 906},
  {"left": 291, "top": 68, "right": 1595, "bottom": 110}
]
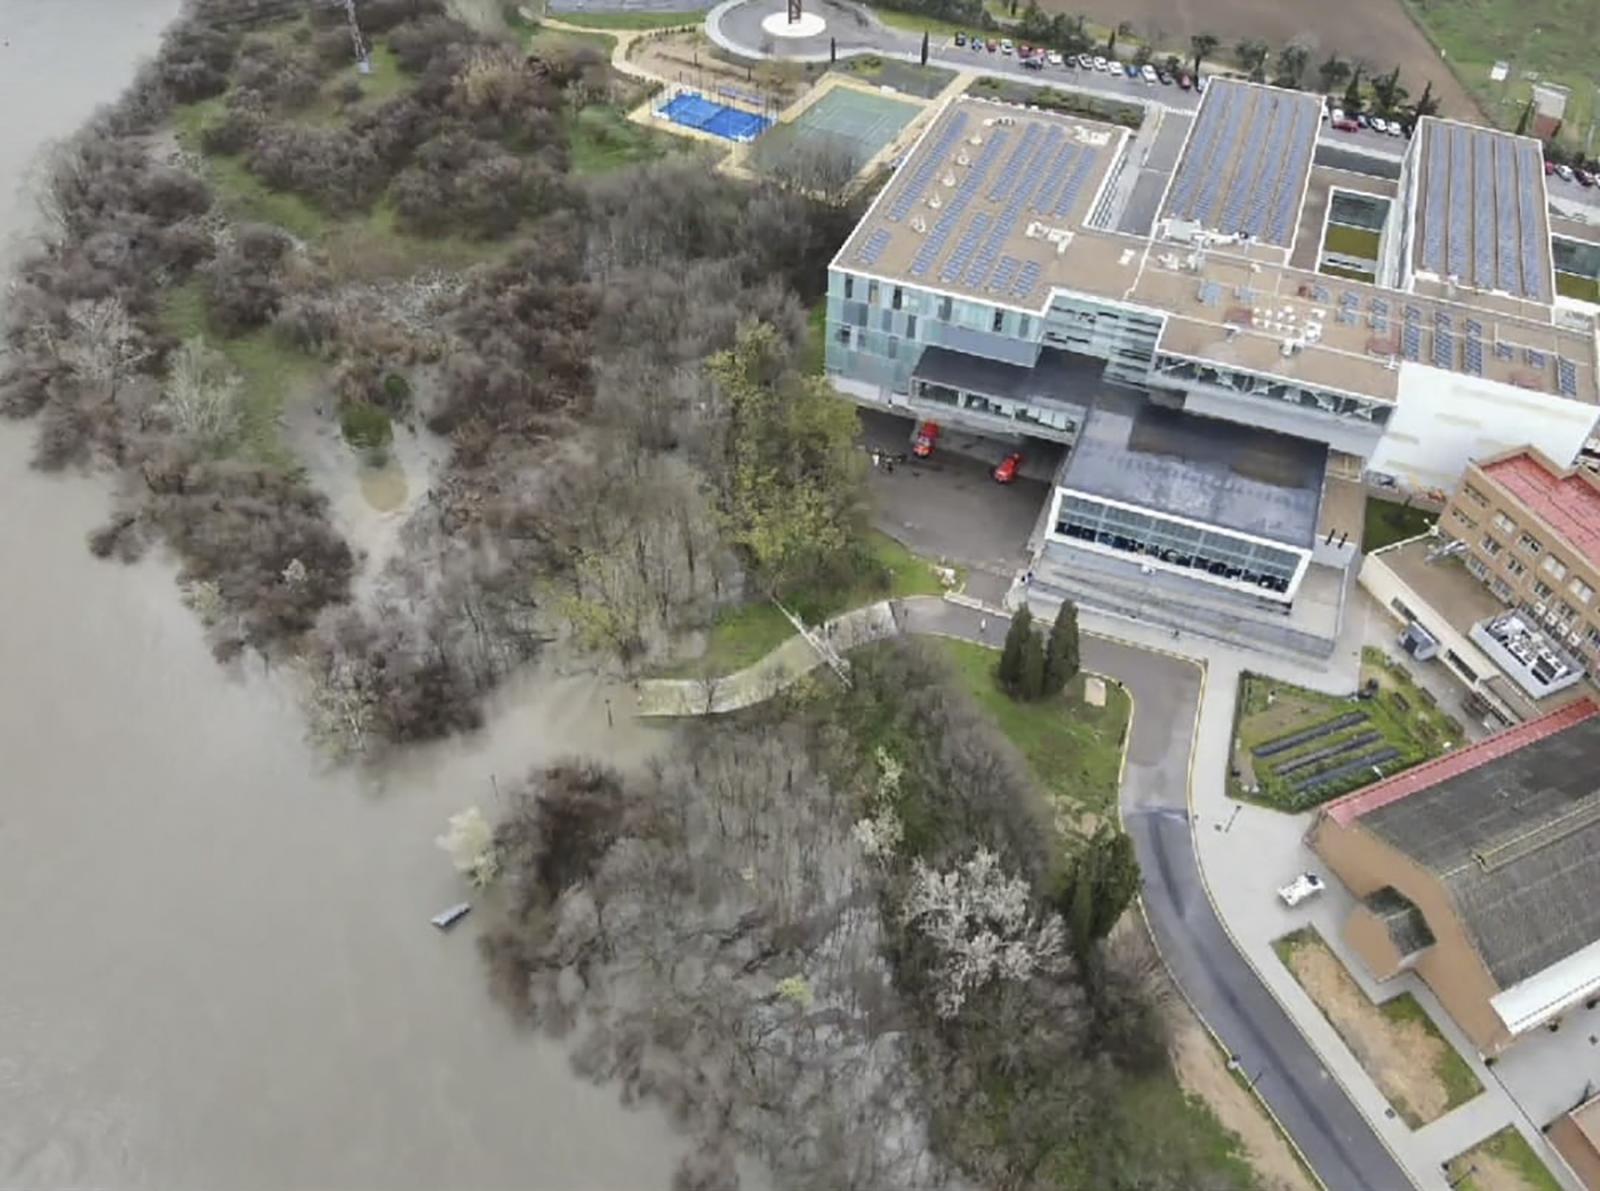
[
  {"left": 1170, "top": 1017, "right": 1318, "bottom": 1191},
  {"left": 1037, "top": 0, "right": 1481, "bottom": 121},
  {"left": 1284, "top": 935, "right": 1456, "bottom": 1127}
]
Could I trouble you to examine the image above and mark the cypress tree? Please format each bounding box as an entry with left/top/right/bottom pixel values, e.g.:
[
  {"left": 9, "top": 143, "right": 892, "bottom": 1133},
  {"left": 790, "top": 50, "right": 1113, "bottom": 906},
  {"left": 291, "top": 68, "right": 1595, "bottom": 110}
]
[
  {"left": 920, "top": 30, "right": 929, "bottom": 66},
  {"left": 997, "top": 606, "right": 1033, "bottom": 693},
  {"left": 1044, "top": 599, "right": 1080, "bottom": 696},
  {"left": 1018, "top": 626, "right": 1046, "bottom": 700}
]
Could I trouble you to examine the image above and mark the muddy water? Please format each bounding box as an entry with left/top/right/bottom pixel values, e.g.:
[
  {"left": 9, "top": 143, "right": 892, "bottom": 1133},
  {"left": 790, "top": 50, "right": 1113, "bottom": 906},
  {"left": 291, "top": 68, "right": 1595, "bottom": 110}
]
[{"left": 0, "top": 4, "right": 689, "bottom": 1188}]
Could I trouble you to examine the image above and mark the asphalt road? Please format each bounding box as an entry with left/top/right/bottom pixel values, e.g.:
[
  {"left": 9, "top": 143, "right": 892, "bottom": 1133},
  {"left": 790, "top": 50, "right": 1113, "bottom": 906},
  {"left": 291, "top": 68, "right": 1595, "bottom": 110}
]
[
  {"left": 902, "top": 599, "right": 1415, "bottom": 1190},
  {"left": 1092, "top": 635, "right": 1414, "bottom": 1191}
]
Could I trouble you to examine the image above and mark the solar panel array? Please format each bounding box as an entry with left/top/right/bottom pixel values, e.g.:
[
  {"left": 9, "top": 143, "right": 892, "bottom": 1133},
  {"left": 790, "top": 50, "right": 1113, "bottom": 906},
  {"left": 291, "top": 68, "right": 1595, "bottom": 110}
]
[
  {"left": 1050, "top": 150, "right": 1100, "bottom": 220},
  {"left": 1166, "top": 82, "right": 1237, "bottom": 216},
  {"left": 1515, "top": 142, "right": 1548, "bottom": 301},
  {"left": 908, "top": 126, "right": 1009, "bottom": 278},
  {"left": 887, "top": 112, "right": 970, "bottom": 222},
  {"left": 855, "top": 228, "right": 891, "bottom": 267},
  {"left": 1012, "top": 260, "right": 1042, "bottom": 299},
  {"left": 1268, "top": 104, "right": 1318, "bottom": 242},
  {"left": 964, "top": 126, "right": 1063, "bottom": 289},
  {"left": 1415, "top": 122, "right": 1550, "bottom": 300}
]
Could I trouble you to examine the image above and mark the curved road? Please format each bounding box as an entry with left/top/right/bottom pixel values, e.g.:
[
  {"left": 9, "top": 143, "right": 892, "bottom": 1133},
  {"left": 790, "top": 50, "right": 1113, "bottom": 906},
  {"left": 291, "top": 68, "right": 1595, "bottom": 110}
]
[{"left": 899, "top": 600, "right": 1413, "bottom": 1190}]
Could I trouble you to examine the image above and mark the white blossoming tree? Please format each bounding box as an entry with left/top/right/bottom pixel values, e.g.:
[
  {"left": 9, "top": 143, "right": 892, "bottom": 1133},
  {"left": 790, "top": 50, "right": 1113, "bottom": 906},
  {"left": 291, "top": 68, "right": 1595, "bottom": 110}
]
[
  {"left": 853, "top": 746, "right": 905, "bottom": 862},
  {"left": 435, "top": 806, "right": 500, "bottom": 888},
  {"left": 900, "top": 847, "right": 1066, "bottom": 1018}
]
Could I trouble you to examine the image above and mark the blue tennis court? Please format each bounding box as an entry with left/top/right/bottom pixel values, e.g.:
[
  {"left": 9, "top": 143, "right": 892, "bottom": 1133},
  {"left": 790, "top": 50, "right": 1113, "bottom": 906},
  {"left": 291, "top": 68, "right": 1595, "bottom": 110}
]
[{"left": 659, "top": 92, "right": 771, "bottom": 142}]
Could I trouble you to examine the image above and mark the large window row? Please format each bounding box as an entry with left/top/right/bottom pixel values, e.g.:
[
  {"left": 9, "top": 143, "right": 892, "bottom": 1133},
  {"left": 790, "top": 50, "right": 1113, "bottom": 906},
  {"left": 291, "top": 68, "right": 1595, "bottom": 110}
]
[{"left": 1054, "top": 494, "right": 1300, "bottom": 594}]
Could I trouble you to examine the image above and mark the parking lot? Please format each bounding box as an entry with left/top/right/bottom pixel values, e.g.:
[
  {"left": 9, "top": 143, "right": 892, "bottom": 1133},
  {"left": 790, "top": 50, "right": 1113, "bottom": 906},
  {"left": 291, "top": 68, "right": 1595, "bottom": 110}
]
[{"left": 858, "top": 409, "right": 1057, "bottom": 576}]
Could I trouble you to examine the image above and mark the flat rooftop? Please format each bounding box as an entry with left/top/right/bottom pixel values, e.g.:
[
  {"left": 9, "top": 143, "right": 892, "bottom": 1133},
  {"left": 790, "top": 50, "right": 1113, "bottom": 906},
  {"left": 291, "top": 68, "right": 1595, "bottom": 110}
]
[
  {"left": 834, "top": 91, "right": 1600, "bottom": 407},
  {"left": 1061, "top": 393, "right": 1327, "bottom": 547},
  {"left": 1160, "top": 80, "right": 1322, "bottom": 250},
  {"left": 1411, "top": 118, "right": 1552, "bottom": 302},
  {"left": 1326, "top": 697, "right": 1600, "bottom": 989},
  {"left": 1480, "top": 450, "right": 1600, "bottom": 569},
  {"left": 840, "top": 97, "right": 1123, "bottom": 305}
]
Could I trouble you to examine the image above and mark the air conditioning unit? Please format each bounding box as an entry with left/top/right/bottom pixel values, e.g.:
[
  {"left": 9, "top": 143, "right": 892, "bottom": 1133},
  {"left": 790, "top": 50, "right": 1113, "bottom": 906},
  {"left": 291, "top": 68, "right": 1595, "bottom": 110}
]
[
  {"left": 1569, "top": 631, "right": 1583, "bottom": 646},
  {"left": 1545, "top": 607, "right": 1561, "bottom": 625},
  {"left": 1534, "top": 602, "right": 1548, "bottom": 615}
]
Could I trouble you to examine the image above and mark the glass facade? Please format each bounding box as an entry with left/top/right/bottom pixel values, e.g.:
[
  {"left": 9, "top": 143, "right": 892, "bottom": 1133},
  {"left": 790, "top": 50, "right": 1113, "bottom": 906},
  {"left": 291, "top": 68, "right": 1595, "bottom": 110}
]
[{"left": 1053, "top": 492, "right": 1303, "bottom": 596}]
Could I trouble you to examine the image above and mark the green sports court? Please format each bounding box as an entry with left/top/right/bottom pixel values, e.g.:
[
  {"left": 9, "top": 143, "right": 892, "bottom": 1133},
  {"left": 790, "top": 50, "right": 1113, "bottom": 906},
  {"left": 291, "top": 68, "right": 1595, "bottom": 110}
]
[{"left": 749, "top": 84, "right": 923, "bottom": 177}]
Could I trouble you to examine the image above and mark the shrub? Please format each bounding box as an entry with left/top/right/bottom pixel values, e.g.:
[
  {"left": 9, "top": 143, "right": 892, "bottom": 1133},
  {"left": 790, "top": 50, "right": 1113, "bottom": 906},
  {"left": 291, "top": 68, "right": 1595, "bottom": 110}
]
[
  {"left": 380, "top": 372, "right": 411, "bottom": 412},
  {"left": 341, "top": 401, "right": 393, "bottom": 449}
]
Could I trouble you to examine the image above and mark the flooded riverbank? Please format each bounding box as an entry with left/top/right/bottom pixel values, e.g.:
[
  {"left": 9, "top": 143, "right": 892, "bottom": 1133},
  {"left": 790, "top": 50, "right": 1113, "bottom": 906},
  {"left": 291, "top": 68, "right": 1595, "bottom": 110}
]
[{"left": 0, "top": 4, "right": 694, "bottom": 1187}]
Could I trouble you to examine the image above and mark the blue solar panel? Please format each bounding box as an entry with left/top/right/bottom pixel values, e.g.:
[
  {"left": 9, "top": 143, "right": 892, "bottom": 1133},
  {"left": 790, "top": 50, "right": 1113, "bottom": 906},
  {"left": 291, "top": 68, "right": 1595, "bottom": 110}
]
[
  {"left": 1473, "top": 133, "right": 1496, "bottom": 287},
  {"left": 1266, "top": 106, "right": 1317, "bottom": 243},
  {"left": 940, "top": 212, "right": 991, "bottom": 284},
  {"left": 966, "top": 127, "right": 1059, "bottom": 290},
  {"left": 1012, "top": 260, "right": 1042, "bottom": 298},
  {"left": 1168, "top": 84, "right": 1236, "bottom": 217},
  {"left": 988, "top": 122, "right": 1041, "bottom": 204},
  {"left": 1516, "top": 143, "right": 1547, "bottom": 300},
  {"left": 1433, "top": 331, "right": 1455, "bottom": 370},
  {"left": 909, "top": 127, "right": 1010, "bottom": 278},
  {"left": 990, "top": 256, "right": 1021, "bottom": 293},
  {"left": 1194, "top": 90, "right": 1249, "bottom": 225},
  {"left": 888, "top": 112, "right": 969, "bottom": 222},
  {"left": 1223, "top": 96, "right": 1286, "bottom": 234},
  {"left": 1494, "top": 138, "right": 1519, "bottom": 292},
  {"left": 1052, "top": 149, "right": 1099, "bottom": 219},
  {"left": 1422, "top": 126, "right": 1448, "bottom": 273},
  {"left": 1401, "top": 325, "right": 1422, "bottom": 360},
  {"left": 855, "top": 228, "right": 891, "bottom": 267},
  {"left": 1463, "top": 339, "right": 1484, "bottom": 376},
  {"left": 1447, "top": 125, "right": 1471, "bottom": 279},
  {"left": 1032, "top": 144, "right": 1078, "bottom": 213}
]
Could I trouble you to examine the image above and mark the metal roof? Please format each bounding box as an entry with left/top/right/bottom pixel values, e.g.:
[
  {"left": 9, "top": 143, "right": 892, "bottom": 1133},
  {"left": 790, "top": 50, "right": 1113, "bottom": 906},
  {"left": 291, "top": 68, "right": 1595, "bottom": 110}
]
[{"left": 1328, "top": 699, "right": 1600, "bottom": 989}]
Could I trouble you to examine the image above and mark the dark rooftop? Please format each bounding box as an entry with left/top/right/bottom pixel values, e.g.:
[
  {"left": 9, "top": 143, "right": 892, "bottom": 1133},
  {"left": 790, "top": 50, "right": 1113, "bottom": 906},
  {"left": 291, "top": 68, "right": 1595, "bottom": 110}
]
[
  {"left": 1341, "top": 700, "right": 1600, "bottom": 988},
  {"left": 1060, "top": 393, "right": 1327, "bottom": 547}
]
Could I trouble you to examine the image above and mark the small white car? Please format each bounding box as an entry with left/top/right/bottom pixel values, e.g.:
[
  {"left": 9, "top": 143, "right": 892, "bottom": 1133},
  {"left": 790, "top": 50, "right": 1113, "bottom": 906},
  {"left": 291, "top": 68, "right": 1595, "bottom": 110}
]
[
  {"left": 1046, "top": 50, "right": 1063, "bottom": 66},
  {"left": 1092, "top": 55, "right": 1108, "bottom": 71},
  {"left": 1000, "top": 38, "right": 1014, "bottom": 54},
  {"left": 1278, "top": 873, "right": 1326, "bottom": 907},
  {"left": 1370, "top": 117, "right": 1388, "bottom": 134},
  {"left": 1141, "top": 63, "right": 1158, "bottom": 83}
]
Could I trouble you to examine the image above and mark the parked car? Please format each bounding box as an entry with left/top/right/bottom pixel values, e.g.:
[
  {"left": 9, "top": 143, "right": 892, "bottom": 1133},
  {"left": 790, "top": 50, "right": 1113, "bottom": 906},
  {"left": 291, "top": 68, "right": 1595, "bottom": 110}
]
[
  {"left": 1023, "top": 54, "right": 1044, "bottom": 69},
  {"left": 1332, "top": 117, "right": 1360, "bottom": 132},
  {"left": 1546, "top": 159, "right": 1559, "bottom": 176},
  {"left": 1277, "top": 873, "right": 1326, "bottom": 907},
  {"left": 1092, "top": 55, "right": 1107, "bottom": 71},
  {"left": 1177, "top": 72, "right": 1192, "bottom": 90},
  {"left": 1046, "top": 50, "right": 1063, "bottom": 66},
  {"left": 1557, "top": 163, "right": 1576, "bottom": 182},
  {"left": 1577, "top": 168, "right": 1596, "bottom": 187},
  {"left": 1329, "top": 107, "right": 1345, "bottom": 123},
  {"left": 1355, "top": 112, "right": 1370, "bottom": 128},
  {"left": 971, "top": 38, "right": 984, "bottom": 52},
  {"left": 1000, "top": 38, "right": 1014, "bottom": 54},
  {"left": 1124, "top": 63, "right": 1140, "bottom": 78},
  {"left": 986, "top": 38, "right": 997, "bottom": 52},
  {"left": 912, "top": 422, "right": 940, "bottom": 458},
  {"left": 992, "top": 452, "right": 1024, "bottom": 483},
  {"left": 1157, "top": 70, "right": 1172, "bottom": 85},
  {"left": 1387, "top": 122, "right": 1404, "bottom": 137},
  {"left": 1078, "top": 53, "right": 1094, "bottom": 69},
  {"left": 1195, "top": 74, "right": 1208, "bottom": 92},
  {"left": 1370, "top": 116, "right": 1388, "bottom": 133},
  {"left": 1141, "top": 63, "right": 1158, "bottom": 83}
]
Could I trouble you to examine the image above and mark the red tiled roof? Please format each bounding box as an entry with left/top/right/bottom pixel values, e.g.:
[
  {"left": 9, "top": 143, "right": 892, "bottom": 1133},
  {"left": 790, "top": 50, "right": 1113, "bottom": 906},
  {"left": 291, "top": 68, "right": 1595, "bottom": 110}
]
[
  {"left": 1481, "top": 452, "right": 1600, "bottom": 571},
  {"left": 1324, "top": 698, "right": 1600, "bottom": 826}
]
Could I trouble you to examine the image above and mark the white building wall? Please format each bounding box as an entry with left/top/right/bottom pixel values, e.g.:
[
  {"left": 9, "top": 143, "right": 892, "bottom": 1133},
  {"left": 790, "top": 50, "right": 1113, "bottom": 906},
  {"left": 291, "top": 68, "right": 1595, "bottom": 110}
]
[{"left": 1366, "top": 364, "right": 1600, "bottom": 496}]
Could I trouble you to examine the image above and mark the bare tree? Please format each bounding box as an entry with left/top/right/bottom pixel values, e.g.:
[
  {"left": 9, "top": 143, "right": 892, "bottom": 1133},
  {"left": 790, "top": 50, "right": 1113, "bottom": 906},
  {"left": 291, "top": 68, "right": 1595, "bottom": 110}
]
[{"left": 158, "top": 338, "right": 243, "bottom": 448}]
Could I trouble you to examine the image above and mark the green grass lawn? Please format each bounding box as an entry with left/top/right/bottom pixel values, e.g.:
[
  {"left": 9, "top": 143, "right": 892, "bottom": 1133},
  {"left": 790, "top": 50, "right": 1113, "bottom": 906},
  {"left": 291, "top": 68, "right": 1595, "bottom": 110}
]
[
  {"left": 523, "top": 22, "right": 618, "bottom": 57},
  {"left": 566, "top": 103, "right": 680, "bottom": 173},
  {"left": 1446, "top": 1125, "right": 1563, "bottom": 1191},
  {"left": 1364, "top": 496, "right": 1436, "bottom": 552},
  {"left": 868, "top": 5, "right": 976, "bottom": 38},
  {"left": 664, "top": 531, "right": 954, "bottom": 677},
  {"left": 1112, "top": 1072, "right": 1264, "bottom": 1190},
  {"left": 1230, "top": 651, "right": 1461, "bottom": 811},
  {"left": 160, "top": 281, "right": 323, "bottom": 466},
  {"left": 1397, "top": 0, "right": 1596, "bottom": 147},
  {"left": 551, "top": 8, "right": 705, "bottom": 29},
  {"left": 1324, "top": 223, "right": 1381, "bottom": 260},
  {"left": 935, "top": 638, "right": 1131, "bottom": 839},
  {"left": 1380, "top": 994, "right": 1483, "bottom": 1113}
]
